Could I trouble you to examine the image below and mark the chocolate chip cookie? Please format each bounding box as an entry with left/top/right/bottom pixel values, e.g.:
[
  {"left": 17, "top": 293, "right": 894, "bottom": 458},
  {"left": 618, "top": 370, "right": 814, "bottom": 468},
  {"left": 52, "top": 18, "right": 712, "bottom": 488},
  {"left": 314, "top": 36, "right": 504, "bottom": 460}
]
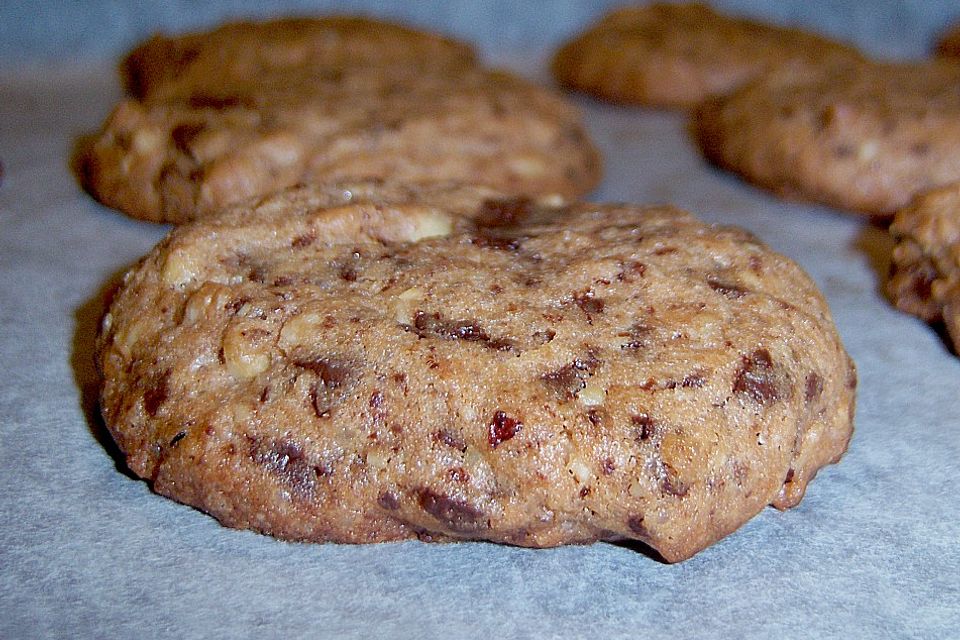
[
  {"left": 888, "top": 182, "right": 960, "bottom": 353},
  {"left": 695, "top": 60, "right": 960, "bottom": 218},
  {"left": 96, "top": 180, "right": 856, "bottom": 562},
  {"left": 81, "top": 16, "right": 601, "bottom": 223},
  {"left": 551, "top": 2, "right": 862, "bottom": 109}
]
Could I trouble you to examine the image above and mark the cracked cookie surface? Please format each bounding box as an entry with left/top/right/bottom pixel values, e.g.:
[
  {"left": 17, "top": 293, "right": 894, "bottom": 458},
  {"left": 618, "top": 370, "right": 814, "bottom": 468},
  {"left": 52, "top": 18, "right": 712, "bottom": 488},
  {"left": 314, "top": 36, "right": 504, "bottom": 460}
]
[
  {"left": 97, "top": 180, "right": 856, "bottom": 562},
  {"left": 551, "top": 2, "right": 861, "bottom": 109},
  {"left": 81, "top": 16, "right": 601, "bottom": 223}
]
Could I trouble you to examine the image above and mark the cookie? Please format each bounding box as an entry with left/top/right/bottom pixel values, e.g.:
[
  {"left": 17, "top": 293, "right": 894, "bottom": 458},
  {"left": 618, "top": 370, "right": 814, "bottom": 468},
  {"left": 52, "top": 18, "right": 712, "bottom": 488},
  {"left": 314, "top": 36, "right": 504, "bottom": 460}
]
[
  {"left": 96, "top": 180, "right": 856, "bottom": 562},
  {"left": 935, "top": 22, "right": 960, "bottom": 58},
  {"left": 888, "top": 182, "right": 960, "bottom": 353},
  {"left": 81, "top": 16, "right": 601, "bottom": 223},
  {"left": 695, "top": 60, "right": 960, "bottom": 218},
  {"left": 551, "top": 2, "right": 862, "bottom": 109},
  {"left": 120, "top": 16, "right": 478, "bottom": 103}
]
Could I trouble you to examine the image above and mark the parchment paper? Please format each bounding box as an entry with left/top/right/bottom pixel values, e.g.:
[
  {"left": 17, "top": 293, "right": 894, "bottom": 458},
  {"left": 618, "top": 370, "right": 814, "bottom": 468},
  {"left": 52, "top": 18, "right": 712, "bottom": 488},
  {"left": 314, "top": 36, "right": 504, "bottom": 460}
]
[{"left": 1, "top": 2, "right": 958, "bottom": 638}]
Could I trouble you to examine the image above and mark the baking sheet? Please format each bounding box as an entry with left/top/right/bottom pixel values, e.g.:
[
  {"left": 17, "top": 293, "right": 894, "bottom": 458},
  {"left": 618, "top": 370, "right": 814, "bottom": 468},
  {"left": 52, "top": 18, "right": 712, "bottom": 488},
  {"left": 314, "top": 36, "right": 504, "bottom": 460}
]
[{"left": 1, "top": 2, "right": 959, "bottom": 638}]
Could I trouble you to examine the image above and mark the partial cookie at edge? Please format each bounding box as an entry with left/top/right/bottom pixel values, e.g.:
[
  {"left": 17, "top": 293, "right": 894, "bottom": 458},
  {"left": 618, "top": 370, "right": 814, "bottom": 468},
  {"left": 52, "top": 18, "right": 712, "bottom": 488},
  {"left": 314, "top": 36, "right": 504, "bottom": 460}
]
[{"left": 888, "top": 182, "right": 960, "bottom": 353}]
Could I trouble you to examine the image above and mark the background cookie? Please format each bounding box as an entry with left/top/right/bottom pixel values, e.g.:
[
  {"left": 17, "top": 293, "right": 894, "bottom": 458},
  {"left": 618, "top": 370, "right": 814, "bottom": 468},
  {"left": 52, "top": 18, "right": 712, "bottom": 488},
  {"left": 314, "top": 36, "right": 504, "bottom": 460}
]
[
  {"left": 121, "top": 16, "right": 477, "bottom": 103},
  {"left": 97, "top": 181, "right": 856, "bottom": 563},
  {"left": 551, "top": 2, "right": 862, "bottom": 109},
  {"left": 934, "top": 22, "right": 960, "bottom": 58},
  {"left": 81, "top": 16, "right": 601, "bottom": 223},
  {"left": 888, "top": 182, "right": 960, "bottom": 353},
  {"left": 695, "top": 60, "right": 960, "bottom": 218}
]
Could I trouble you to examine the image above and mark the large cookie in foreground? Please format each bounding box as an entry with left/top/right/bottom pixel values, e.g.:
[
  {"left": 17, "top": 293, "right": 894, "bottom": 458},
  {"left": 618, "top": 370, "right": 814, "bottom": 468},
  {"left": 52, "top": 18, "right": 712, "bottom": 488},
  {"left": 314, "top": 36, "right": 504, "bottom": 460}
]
[
  {"left": 96, "top": 181, "right": 856, "bottom": 562},
  {"left": 81, "top": 16, "right": 601, "bottom": 223},
  {"left": 888, "top": 182, "right": 960, "bottom": 354},
  {"left": 695, "top": 60, "right": 960, "bottom": 218},
  {"left": 551, "top": 2, "right": 862, "bottom": 109}
]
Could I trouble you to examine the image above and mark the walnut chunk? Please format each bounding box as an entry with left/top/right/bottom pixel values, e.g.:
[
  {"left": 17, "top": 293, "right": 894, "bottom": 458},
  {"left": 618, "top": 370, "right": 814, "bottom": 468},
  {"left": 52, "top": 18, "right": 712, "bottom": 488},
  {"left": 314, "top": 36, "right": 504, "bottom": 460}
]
[
  {"left": 223, "top": 319, "right": 273, "bottom": 379},
  {"left": 161, "top": 249, "right": 205, "bottom": 286}
]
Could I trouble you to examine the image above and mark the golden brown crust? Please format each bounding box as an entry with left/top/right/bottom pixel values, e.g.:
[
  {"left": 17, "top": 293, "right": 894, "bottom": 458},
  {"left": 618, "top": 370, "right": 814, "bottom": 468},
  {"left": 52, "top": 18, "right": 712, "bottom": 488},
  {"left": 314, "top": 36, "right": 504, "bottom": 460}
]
[
  {"left": 97, "top": 181, "right": 856, "bottom": 562},
  {"left": 888, "top": 182, "right": 960, "bottom": 353},
  {"left": 695, "top": 60, "right": 960, "bottom": 218},
  {"left": 83, "top": 16, "right": 601, "bottom": 223},
  {"left": 551, "top": 2, "right": 862, "bottom": 109}
]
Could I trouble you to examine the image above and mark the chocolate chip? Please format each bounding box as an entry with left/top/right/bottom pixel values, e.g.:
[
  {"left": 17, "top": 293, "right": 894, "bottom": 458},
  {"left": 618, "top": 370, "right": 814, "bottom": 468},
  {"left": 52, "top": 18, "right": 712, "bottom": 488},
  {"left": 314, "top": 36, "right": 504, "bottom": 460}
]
[
  {"left": 732, "top": 460, "right": 749, "bottom": 486},
  {"left": 541, "top": 363, "right": 585, "bottom": 399},
  {"left": 574, "top": 291, "right": 605, "bottom": 315},
  {"left": 707, "top": 276, "right": 747, "bottom": 299},
  {"left": 587, "top": 409, "right": 604, "bottom": 426},
  {"left": 447, "top": 467, "right": 470, "bottom": 483},
  {"left": 804, "top": 372, "right": 824, "bottom": 403},
  {"left": 602, "top": 458, "right": 616, "bottom": 474},
  {"left": 681, "top": 373, "right": 706, "bottom": 388},
  {"left": 632, "top": 414, "right": 657, "bottom": 441},
  {"left": 833, "top": 144, "right": 854, "bottom": 159},
  {"left": 249, "top": 438, "right": 325, "bottom": 497},
  {"left": 476, "top": 197, "right": 533, "bottom": 227},
  {"left": 778, "top": 104, "right": 797, "bottom": 119},
  {"left": 225, "top": 297, "right": 249, "bottom": 314},
  {"left": 540, "top": 354, "right": 600, "bottom": 400},
  {"left": 468, "top": 234, "right": 524, "bottom": 251},
  {"left": 169, "top": 430, "right": 187, "bottom": 447},
  {"left": 846, "top": 365, "right": 858, "bottom": 391},
  {"left": 188, "top": 93, "right": 247, "bottom": 109},
  {"left": 291, "top": 232, "right": 316, "bottom": 248},
  {"left": 532, "top": 329, "right": 556, "bottom": 345},
  {"left": 616, "top": 261, "right": 646, "bottom": 282},
  {"left": 377, "top": 491, "right": 400, "bottom": 510},
  {"left": 488, "top": 411, "right": 521, "bottom": 448},
  {"left": 417, "top": 488, "right": 485, "bottom": 532},
  {"left": 485, "top": 337, "right": 516, "bottom": 352},
  {"left": 661, "top": 471, "right": 689, "bottom": 497},
  {"left": 619, "top": 323, "right": 653, "bottom": 350},
  {"left": 292, "top": 356, "right": 351, "bottom": 389},
  {"left": 143, "top": 372, "right": 170, "bottom": 417},
  {"left": 246, "top": 264, "right": 268, "bottom": 283},
  {"left": 434, "top": 429, "right": 467, "bottom": 452},
  {"left": 906, "top": 265, "right": 935, "bottom": 300},
  {"left": 339, "top": 265, "right": 359, "bottom": 282},
  {"left": 733, "top": 348, "right": 781, "bottom": 404},
  {"left": 298, "top": 356, "right": 353, "bottom": 418},
  {"left": 627, "top": 515, "right": 649, "bottom": 537},
  {"left": 413, "top": 311, "right": 489, "bottom": 342},
  {"left": 171, "top": 122, "right": 205, "bottom": 155}
]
